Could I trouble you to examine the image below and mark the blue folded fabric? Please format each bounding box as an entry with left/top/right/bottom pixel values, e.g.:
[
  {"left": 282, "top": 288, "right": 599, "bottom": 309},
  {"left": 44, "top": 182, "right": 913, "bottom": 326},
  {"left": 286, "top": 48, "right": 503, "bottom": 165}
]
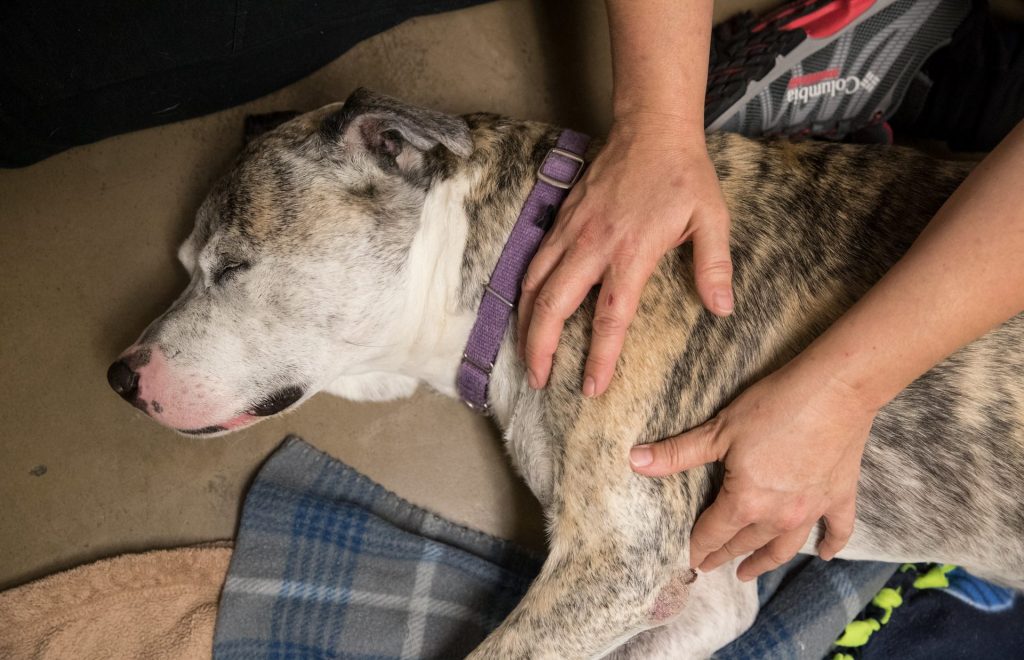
[
  {"left": 214, "top": 437, "right": 896, "bottom": 659},
  {"left": 851, "top": 566, "right": 1023, "bottom": 659},
  {"left": 214, "top": 437, "right": 541, "bottom": 659}
]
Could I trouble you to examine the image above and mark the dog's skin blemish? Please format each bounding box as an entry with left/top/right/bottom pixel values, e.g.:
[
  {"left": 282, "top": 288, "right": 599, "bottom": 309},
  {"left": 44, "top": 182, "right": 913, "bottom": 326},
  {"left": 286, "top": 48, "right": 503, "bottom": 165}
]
[
  {"left": 29, "top": 465, "right": 47, "bottom": 477},
  {"left": 649, "top": 569, "right": 698, "bottom": 623},
  {"left": 152, "top": 401, "right": 163, "bottom": 413}
]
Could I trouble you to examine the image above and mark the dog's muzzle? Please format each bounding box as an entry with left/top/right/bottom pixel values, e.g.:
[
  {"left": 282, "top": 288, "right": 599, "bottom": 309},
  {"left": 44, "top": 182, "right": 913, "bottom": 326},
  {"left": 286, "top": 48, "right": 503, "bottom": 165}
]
[{"left": 106, "top": 348, "right": 305, "bottom": 433}]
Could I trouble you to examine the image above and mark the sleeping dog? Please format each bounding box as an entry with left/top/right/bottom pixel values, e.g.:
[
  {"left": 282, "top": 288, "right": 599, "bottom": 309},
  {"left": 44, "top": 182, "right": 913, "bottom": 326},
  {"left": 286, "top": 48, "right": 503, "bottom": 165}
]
[{"left": 108, "top": 89, "right": 1024, "bottom": 658}]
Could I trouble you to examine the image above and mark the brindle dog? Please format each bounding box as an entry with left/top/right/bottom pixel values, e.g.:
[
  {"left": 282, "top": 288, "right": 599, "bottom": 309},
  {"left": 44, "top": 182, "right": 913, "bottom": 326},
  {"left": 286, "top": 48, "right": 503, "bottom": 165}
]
[{"left": 108, "top": 89, "right": 1024, "bottom": 658}]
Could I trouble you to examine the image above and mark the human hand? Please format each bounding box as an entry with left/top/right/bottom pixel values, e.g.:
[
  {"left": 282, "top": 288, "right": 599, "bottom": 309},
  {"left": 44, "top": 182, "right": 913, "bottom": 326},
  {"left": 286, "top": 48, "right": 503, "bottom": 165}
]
[
  {"left": 517, "top": 114, "right": 733, "bottom": 397},
  {"left": 629, "top": 362, "right": 877, "bottom": 581}
]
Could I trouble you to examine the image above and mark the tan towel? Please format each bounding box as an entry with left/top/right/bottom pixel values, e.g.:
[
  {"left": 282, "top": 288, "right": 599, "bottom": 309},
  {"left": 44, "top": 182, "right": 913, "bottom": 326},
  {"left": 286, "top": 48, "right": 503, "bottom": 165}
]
[{"left": 0, "top": 544, "right": 232, "bottom": 660}]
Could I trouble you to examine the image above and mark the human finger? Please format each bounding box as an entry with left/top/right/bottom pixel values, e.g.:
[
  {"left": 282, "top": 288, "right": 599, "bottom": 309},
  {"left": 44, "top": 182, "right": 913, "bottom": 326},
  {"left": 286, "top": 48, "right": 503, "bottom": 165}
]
[
  {"left": 819, "top": 494, "right": 856, "bottom": 561},
  {"left": 689, "top": 210, "right": 734, "bottom": 316},
  {"left": 583, "top": 259, "right": 653, "bottom": 397},
  {"left": 687, "top": 494, "right": 747, "bottom": 570},
  {"left": 736, "top": 523, "right": 814, "bottom": 581},
  {"left": 698, "top": 523, "right": 780, "bottom": 573},
  {"left": 522, "top": 247, "right": 605, "bottom": 388},
  {"left": 517, "top": 236, "right": 568, "bottom": 360},
  {"left": 630, "top": 417, "right": 725, "bottom": 477}
]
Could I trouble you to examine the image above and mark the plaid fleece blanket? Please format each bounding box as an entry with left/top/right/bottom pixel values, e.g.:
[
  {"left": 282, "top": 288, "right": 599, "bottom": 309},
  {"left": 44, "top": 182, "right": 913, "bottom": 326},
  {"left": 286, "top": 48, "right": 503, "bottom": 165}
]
[{"left": 213, "top": 437, "right": 896, "bottom": 659}]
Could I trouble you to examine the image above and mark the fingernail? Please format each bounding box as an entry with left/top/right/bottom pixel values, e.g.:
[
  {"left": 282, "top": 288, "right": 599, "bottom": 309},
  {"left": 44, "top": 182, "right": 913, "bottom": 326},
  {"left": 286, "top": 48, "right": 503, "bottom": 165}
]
[
  {"left": 713, "top": 290, "right": 734, "bottom": 314},
  {"left": 630, "top": 445, "right": 653, "bottom": 467},
  {"left": 583, "top": 376, "right": 596, "bottom": 398},
  {"left": 528, "top": 369, "right": 539, "bottom": 389},
  {"left": 737, "top": 571, "right": 754, "bottom": 582}
]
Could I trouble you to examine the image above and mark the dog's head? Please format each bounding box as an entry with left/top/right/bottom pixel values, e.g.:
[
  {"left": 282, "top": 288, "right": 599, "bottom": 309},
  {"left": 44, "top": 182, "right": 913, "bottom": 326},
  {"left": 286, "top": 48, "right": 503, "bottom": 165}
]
[{"left": 108, "top": 89, "right": 473, "bottom": 435}]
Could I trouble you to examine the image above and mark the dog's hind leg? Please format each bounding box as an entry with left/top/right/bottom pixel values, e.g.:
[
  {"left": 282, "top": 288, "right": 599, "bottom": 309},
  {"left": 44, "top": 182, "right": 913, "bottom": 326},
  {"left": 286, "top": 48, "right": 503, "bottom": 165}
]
[
  {"left": 469, "top": 444, "right": 727, "bottom": 659},
  {"left": 468, "top": 522, "right": 686, "bottom": 657},
  {"left": 609, "top": 562, "right": 759, "bottom": 659}
]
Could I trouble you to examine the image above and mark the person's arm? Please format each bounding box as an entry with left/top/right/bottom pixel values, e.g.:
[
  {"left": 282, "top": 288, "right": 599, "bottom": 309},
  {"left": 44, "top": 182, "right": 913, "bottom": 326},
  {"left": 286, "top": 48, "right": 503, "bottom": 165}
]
[
  {"left": 517, "top": 0, "right": 733, "bottom": 397},
  {"left": 631, "top": 120, "right": 1024, "bottom": 581}
]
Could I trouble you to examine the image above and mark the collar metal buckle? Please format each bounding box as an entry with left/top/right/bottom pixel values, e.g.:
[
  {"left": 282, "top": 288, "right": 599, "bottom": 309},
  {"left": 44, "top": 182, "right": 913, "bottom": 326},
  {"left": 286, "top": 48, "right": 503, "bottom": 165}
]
[
  {"left": 461, "top": 352, "right": 494, "bottom": 375},
  {"left": 537, "top": 147, "right": 585, "bottom": 189}
]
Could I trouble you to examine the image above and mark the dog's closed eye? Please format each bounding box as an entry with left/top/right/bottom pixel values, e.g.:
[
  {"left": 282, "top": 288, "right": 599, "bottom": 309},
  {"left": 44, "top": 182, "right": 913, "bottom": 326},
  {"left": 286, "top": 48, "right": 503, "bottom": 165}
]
[{"left": 214, "top": 261, "right": 250, "bottom": 285}]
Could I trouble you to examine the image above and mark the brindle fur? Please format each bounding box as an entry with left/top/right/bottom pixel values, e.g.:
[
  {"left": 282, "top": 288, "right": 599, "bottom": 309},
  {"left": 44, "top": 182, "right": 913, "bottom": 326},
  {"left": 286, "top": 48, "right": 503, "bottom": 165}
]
[
  {"left": 460, "top": 113, "right": 1024, "bottom": 658},
  {"left": 122, "top": 90, "right": 1024, "bottom": 658}
]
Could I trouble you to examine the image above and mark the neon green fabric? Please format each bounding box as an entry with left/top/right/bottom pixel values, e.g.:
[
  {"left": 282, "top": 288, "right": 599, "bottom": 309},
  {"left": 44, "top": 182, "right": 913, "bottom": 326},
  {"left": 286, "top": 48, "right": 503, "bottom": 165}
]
[
  {"left": 913, "top": 564, "right": 956, "bottom": 590},
  {"left": 872, "top": 587, "right": 903, "bottom": 624},
  {"left": 831, "top": 563, "right": 961, "bottom": 656},
  {"left": 835, "top": 618, "right": 882, "bottom": 647}
]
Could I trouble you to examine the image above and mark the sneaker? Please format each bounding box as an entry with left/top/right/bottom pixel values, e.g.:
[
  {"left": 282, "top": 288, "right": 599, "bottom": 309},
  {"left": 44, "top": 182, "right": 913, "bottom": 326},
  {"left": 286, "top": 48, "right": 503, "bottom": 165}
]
[{"left": 704, "top": 0, "right": 972, "bottom": 140}]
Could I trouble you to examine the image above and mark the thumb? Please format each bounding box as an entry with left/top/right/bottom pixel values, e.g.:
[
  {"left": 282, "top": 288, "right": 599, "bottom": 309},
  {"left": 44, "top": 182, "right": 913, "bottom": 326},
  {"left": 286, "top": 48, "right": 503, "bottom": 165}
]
[
  {"left": 630, "top": 422, "right": 724, "bottom": 477},
  {"left": 691, "top": 212, "right": 734, "bottom": 317}
]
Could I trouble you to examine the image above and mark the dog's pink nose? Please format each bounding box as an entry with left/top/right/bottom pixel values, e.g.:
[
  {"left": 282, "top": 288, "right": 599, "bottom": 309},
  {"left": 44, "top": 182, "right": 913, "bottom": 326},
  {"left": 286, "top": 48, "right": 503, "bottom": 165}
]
[{"left": 107, "top": 359, "right": 140, "bottom": 402}]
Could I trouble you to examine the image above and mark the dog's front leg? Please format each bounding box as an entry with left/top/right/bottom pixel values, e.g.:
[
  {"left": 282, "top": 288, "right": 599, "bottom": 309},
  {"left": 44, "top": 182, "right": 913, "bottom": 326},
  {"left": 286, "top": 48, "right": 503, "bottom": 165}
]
[{"left": 469, "top": 451, "right": 718, "bottom": 659}]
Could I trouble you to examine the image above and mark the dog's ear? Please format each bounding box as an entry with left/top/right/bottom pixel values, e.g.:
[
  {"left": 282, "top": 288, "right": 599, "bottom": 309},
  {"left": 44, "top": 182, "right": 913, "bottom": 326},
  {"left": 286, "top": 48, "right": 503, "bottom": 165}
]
[
  {"left": 323, "top": 88, "right": 472, "bottom": 169},
  {"left": 242, "top": 111, "right": 301, "bottom": 142}
]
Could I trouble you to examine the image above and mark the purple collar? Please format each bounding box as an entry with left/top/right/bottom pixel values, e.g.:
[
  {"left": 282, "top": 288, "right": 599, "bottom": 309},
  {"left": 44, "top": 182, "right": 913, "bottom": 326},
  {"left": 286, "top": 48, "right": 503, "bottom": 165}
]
[{"left": 457, "top": 129, "right": 591, "bottom": 413}]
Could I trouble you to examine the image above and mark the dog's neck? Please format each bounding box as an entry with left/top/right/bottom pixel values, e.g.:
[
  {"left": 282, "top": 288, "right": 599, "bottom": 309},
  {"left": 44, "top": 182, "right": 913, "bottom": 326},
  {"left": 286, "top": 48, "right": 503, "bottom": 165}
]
[{"left": 392, "top": 117, "right": 567, "bottom": 427}]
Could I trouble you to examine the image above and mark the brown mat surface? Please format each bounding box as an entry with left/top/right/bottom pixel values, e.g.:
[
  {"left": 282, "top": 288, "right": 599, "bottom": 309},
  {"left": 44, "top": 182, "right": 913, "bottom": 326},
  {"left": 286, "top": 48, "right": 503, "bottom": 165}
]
[{"left": 0, "top": 544, "right": 231, "bottom": 660}]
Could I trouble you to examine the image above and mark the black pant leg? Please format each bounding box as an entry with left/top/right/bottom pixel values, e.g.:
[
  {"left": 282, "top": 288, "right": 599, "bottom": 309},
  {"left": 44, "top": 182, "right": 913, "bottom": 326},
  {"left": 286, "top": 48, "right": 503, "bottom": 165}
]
[
  {"left": 0, "top": 0, "right": 489, "bottom": 167},
  {"left": 899, "top": 1, "right": 1024, "bottom": 152}
]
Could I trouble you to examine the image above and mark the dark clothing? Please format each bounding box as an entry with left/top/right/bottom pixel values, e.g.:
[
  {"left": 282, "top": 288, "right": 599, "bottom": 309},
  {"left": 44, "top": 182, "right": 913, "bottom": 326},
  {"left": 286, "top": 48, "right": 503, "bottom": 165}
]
[
  {"left": 897, "top": 2, "right": 1024, "bottom": 151},
  {"left": 1, "top": 0, "right": 1022, "bottom": 167},
  {"left": 0, "top": 0, "right": 484, "bottom": 167}
]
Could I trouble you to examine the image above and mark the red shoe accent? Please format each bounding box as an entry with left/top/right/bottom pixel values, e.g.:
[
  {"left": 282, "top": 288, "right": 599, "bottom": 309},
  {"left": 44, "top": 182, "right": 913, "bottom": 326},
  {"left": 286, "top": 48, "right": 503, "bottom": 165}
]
[
  {"left": 786, "top": 68, "right": 840, "bottom": 89},
  {"left": 752, "top": 0, "right": 822, "bottom": 33},
  {"left": 781, "top": 0, "right": 876, "bottom": 38}
]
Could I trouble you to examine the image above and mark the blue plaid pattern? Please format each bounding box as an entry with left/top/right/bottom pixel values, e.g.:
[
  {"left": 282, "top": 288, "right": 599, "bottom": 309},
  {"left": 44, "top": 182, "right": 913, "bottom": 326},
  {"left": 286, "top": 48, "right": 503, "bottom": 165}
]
[
  {"left": 214, "top": 437, "right": 896, "bottom": 659},
  {"left": 213, "top": 437, "right": 541, "bottom": 659},
  {"left": 716, "top": 556, "right": 896, "bottom": 659}
]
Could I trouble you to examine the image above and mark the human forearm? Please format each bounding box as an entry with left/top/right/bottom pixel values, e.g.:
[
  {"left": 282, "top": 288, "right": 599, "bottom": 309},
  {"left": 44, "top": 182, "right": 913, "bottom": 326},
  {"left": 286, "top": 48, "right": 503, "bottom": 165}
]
[
  {"left": 605, "top": 0, "right": 713, "bottom": 133},
  {"left": 795, "top": 121, "right": 1024, "bottom": 412}
]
